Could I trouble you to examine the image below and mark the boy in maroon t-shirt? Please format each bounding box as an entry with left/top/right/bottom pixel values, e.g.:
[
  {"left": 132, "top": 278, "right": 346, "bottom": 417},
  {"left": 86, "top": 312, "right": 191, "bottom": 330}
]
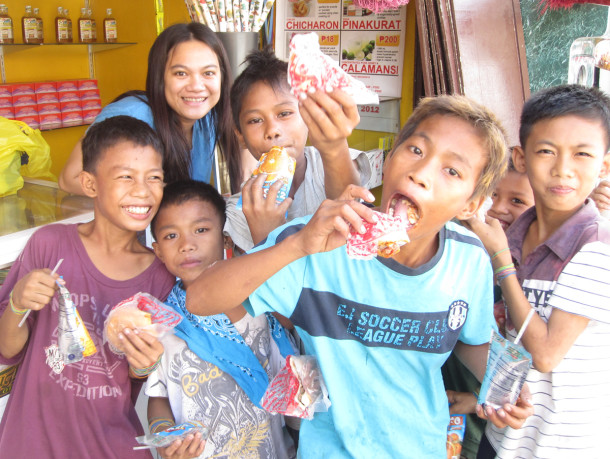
[{"left": 0, "top": 116, "right": 174, "bottom": 458}]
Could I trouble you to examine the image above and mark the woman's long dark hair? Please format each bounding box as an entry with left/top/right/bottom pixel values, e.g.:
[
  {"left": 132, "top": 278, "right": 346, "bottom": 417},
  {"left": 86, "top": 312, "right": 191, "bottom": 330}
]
[{"left": 116, "top": 23, "right": 241, "bottom": 193}]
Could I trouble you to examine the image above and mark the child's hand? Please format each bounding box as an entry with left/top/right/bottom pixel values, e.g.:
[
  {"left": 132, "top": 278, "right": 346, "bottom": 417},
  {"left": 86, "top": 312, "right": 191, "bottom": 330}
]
[
  {"left": 292, "top": 185, "right": 376, "bottom": 256},
  {"left": 298, "top": 87, "right": 360, "bottom": 155},
  {"left": 462, "top": 215, "right": 509, "bottom": 257},
  {"left": 591, "top": 179, "right": 610, "bottom": 213},
  {"left": 241, "top": 173, "right": 293, "bottom": 245},
  {"left": 11, "top": 268, "right": 62, "bottom": 312},
  {"left": 156, "top": 433, "right": 206, "bottom": 459},
  {"left": 475, "top": 383, "right": 533, "bottom": 429},
  {"left": 446, "top": 390, "right": 477, "bottom": 415},
  {"left": 117, "top": 329, "right": 164, "bottom": 372}
]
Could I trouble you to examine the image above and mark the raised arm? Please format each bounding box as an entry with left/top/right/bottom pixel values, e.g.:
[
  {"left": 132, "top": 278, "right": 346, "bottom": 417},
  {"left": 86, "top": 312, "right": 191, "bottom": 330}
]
[
  {"left": 187, "top": 187, "right": 376, "bottom": 316},
  {"left": 298, "top": 88, "right": 361, "bottom": 198},
  {"left": 58, "top": 136, "right": 86, "bottom": 195},
  {"left": 464, "top": 216, "right": 589, "bottom": 373}
]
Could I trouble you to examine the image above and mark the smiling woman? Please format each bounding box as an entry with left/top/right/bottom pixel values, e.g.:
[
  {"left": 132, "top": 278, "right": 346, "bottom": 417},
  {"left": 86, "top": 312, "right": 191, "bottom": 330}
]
[{"left": 59, "top": 23, "right": 242, "bottom": 196}]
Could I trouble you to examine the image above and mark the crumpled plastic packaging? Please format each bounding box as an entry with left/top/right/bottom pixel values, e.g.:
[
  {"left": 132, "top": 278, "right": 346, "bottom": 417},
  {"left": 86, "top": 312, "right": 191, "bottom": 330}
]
[
  {"left": 347, "top": 210, "right": 411, "bottom": 259},
  {"left": 261, "top": 355, "right": 331, "bottom": 420},
  {"left": 135, "top": 421, "right": 209, "bottom": 448},
  {"left": 288, "top": 32, "right": 379, "bottom": 105}
]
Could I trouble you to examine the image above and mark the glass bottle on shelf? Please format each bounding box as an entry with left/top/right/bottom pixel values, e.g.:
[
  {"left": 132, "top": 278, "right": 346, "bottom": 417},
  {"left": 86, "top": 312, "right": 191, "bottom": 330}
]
[
  {"left": 22, "top": 5, "right": 38, "bottom": 44},
  {"left": 0, "top": 4, "right": 13, "bottom": 44},
  {"left": 78, "top": 7, "right": 91, "bottom": 43},
  {"left": 103, "top": 8, "right": 117, "bottom": 43},
  {"left": 568, "top": 7, "right": 610, "bottom": 91},
  {"left": 88, "top": 8, "right": 96, "bottom": 42},
  {"left": 64, "top": 8, "right": 73, "bottom": 43},
  {"left": 55, "top": 7, "right": 70, "bottom": 43},
  {"left": 33, "top": 7, "right": 43, "bottom": 43}
]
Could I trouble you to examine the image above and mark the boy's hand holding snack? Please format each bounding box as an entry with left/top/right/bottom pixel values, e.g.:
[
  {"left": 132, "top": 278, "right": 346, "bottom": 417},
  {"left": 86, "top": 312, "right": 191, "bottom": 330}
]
[
  {"left": 154, "top": 432, "right": 206, "bottom": 459},
  {"left": 298, "top": 88, "right": 360, "bottom": 156},
  {"left": 476, "top": 383, "right": 533, "bottom": 430},
  {"left": 119, "top": 328, "right": 165, "bottom": 377}
]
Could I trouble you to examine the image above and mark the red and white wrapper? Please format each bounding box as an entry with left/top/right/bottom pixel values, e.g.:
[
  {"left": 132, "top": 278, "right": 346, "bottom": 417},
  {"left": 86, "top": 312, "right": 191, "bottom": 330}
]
[
  {"left": 288, "top": 32, "right": 379, "bottom": 105},
  {"left": 347, "top": 210, "right": 410, "bottom": 259},
  {"left": 261, "top": 355, "right": 330, "bottom": 420}
]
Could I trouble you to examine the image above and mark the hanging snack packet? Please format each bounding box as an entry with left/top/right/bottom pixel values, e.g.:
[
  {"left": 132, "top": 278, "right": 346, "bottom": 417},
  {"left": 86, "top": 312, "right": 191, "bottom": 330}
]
[
  {"left": 478, "top": 330, "right": 532, "bottom": 409},
  {"left": 236, "top": 146, "right": 296, "bottom": 209},
  {"left": 446, "top": 414, "right": 466, "bottom": 459},
  {"left": 261, "top": 355, "right": 330, "bottom": 420},
  {"left": 288, "top": 32, "right": 379, "bottom": 105},
  {"left": 57, "top": 282, "right": 97, "bottom": 365},
  {"left": 347, "top": 210, "right": 415, "bottom": 259},
  {"left": 135, "top": 421, "right": 209, "bottom": 449},
  {"left": 104, "top": 292, "right": 183, "bottom": 355}
]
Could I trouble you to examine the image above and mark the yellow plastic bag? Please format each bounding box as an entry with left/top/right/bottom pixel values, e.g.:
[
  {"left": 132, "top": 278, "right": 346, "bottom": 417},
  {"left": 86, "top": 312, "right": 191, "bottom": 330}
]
[{"left": 0, "top": 117, "right": 55, "bottom": 197}]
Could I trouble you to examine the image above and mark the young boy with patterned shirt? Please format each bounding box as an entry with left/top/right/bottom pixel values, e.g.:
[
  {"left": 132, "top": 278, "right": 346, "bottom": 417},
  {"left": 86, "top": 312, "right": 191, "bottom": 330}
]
[
  {"left": 466, "top": 84, "right": 610, "bottom": 458},
  {"left": 224, "top": 47, "right": 372, "bottom": 252},
  {"left": 184, "top": 95, "right": 534, "bottom": 458},
  {"left": 0, "top": 116, "right": 175, "bottom": 458},
  {"left": 146, "top": 180, "right": 296, "bottom": 459}
]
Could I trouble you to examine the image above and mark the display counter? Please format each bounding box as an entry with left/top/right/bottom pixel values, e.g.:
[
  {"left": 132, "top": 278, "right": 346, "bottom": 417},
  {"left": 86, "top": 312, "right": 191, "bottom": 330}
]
[{"left": 0, "top": 179, "right": 93, "bottom": 269}]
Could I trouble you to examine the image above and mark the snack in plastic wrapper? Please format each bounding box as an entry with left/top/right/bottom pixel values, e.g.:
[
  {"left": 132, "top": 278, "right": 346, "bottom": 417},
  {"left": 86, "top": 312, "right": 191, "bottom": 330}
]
[
  {"left": 446, "top": 414, "right": 466, "bottom": 459},
  {"left": 104, "top": 292, "right": 183, "bottom": 355},
  {"left": 288, "top": 32, "right": 379, "bottom": 105},
  {"left": 57, "top": 283, "right": 97, "bottom": 365},
  {"left": 237, "top": 146, "right": 296, "bottom": 209},
  {"left": 347, "top": 210, "right": 414, "bottom": 259},
  {"left": 261, "top": 355, "right": 330, "bottom": 420},
  {"left": 478, "top": 330, "right": 532, "bottom": 409},
  {"left": 135, "top": 421, "right": 209, "bottom": 449}
]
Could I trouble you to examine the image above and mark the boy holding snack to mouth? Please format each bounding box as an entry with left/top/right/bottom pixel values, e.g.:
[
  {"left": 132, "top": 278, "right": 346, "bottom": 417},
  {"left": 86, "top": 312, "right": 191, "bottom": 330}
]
[
  {"left": 225, "top": 47, "right": 372, "bottom": 252},
  {"left": 0, "top": 116, "right": 175, "bottom": 458},
  {"left": 185, "top": 95, "right": 533, "bottom": 457},
  {"left": 466, "top": 85, "right": 610, "bottom": 458}
]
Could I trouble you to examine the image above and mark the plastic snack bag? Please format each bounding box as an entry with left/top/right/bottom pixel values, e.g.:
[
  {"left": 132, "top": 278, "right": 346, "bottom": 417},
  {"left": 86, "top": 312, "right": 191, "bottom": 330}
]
[
  {"left": 347, "top": 210, "right": 414, "bottom": 259},
  {"left": 57, "top": 282, "right": 97, "bottom": 365},
  {"left": 135, "top": 421, "right": 209, "bottom": 449},
  {"left": 236, "top": 146, "right": 296, "bottom": 209},
  {"left": 104, "top": 292, "right": 183, "bottom": 355},
  {"left": 261, "top": 355, "right": 330, "bottom": 420},
  {"left": 446, "top": 414, "right": 466, "bottom": 459},
  {"left": 478, "top": 330, "right": 532, "bottom": 409},
  {"left": 288, "top": 32, "right": 379, "bottom": 105}
]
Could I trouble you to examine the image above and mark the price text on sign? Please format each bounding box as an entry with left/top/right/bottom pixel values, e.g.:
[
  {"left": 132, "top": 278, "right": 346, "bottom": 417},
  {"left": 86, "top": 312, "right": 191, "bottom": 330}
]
[
  {"left": 320, "top": 34, "right": 340, "bottom": 46},
  {"left": 377, "top": 34, "right": 400, "bottom": 47},
  {"left": 360, "top": 105, "right": 380, "bottom": 114}
]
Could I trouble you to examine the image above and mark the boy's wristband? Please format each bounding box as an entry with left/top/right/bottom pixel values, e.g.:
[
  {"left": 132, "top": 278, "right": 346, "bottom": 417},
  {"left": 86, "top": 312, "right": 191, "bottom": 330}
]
[
  {"left": 9, "top": 291, "right": 28, "bottom": 316},
  {"left": 497, "top": 269, "right": 517, "bottom": 284},
  {"left": 130, "top": 354, "right": 163, "bottom": 379},
  {"left": 491, "top": 247, "right": 510, "bottom": 260},
  {"left": 494, "top": 263, "right": 515, "bottom": 275},
  {"left": 149, "top": 417, "right": 174, "bottom": 434}
]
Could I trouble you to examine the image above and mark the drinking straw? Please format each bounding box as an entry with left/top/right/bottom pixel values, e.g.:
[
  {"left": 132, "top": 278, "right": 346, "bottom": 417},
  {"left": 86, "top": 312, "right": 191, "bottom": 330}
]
[
  {"left": 233, "top": 0, "right": 242, "bottom": 31},
  {"left": 19, "top": 258, "right": 64, "bottom": 328},
  {"left": 205, "top": 0, "right": 220, "bottom": 30},
  {"left": 254, "top": 0, "right": 274, "bottom": 32},
  {"left": 217, "top": 0, "right": 227, "bottom": 32},
  {"left": 225, "top": 0, "right": 235, "bottom": 32},
  {"left": 240, "top": 0, "right": 251, "bottom": 31},
  {"left": 513, "top": 308, "right": 536, "bottom": 345},
  {"left": 197, "top": 0, "right": 216, "bottom": 30}
]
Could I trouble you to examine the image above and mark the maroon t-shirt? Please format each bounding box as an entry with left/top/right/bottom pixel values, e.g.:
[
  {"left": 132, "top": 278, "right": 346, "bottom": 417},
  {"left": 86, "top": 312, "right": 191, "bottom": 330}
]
[{"left": 0, "top": 224, "right": 174, "bottom": 458}]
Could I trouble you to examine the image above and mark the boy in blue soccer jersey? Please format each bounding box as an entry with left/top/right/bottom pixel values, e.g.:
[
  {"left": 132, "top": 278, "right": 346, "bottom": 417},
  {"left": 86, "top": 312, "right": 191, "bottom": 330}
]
[{"left": 184, "top": 95, "right": 534, "bottom": 458}]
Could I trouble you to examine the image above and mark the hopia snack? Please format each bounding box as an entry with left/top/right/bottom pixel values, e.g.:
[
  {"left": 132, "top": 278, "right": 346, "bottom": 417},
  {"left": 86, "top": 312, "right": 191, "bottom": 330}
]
[
  {"left": 237, "top": 146, "right": 296, "bottom": 209},
  {"left": 347, "top": 210, "right": 413, "bottom": 259},
  {"left": 261, "top": 355, "right": 330, "bottom": 420},
  {"left": 288, "top": 32, "right": 379, "bottom": 105},
  {"left": 104, "top": 293, "right": 183, "bottom": 355}
]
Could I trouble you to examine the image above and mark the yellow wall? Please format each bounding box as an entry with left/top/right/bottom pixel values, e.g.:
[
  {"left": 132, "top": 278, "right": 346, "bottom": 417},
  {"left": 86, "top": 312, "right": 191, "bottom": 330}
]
[{"left": 1, "top": 0, "right": 190, "bottom": 177}]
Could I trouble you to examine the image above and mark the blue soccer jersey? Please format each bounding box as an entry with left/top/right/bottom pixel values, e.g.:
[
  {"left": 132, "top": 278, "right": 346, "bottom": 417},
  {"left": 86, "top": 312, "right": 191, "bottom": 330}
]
[{"left": 245, "top": 217, "right": 495, "bottom": 458}]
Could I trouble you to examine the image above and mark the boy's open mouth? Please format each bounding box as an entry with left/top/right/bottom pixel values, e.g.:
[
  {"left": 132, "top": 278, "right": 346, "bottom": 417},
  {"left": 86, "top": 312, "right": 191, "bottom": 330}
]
[{"left": 387, "top": 194, "right": 420, "bottom": 229}]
